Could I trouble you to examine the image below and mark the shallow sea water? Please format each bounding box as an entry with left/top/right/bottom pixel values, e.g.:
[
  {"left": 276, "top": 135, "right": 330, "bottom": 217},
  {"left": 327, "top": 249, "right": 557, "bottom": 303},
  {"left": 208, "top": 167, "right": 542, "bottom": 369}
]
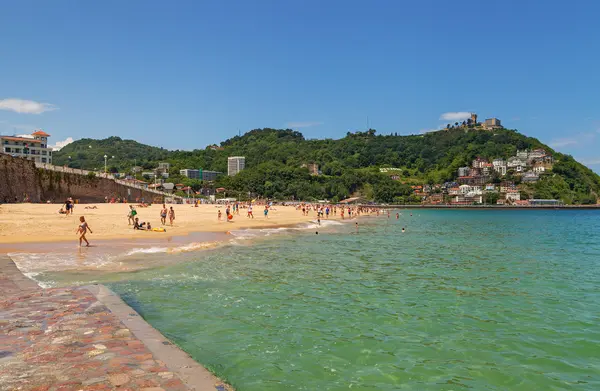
[{"left": 27, "top": 210, "right": 600, "bottom": 390}]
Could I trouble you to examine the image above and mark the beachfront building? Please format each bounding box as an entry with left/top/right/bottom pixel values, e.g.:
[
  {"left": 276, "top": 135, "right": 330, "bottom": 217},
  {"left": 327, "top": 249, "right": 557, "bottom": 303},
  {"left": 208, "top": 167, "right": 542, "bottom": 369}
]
[
  {"left": 0, "top": 130, "right": 53, "bottom": 164},
  {"left": 529, "top": 199, "right": 563, "bottom": 206},
  {"left": 228, "top": 156, "right": 245, "bottom": 176},
  {"left": 505, "top": 190, "right": 521, "bottom": 202}
]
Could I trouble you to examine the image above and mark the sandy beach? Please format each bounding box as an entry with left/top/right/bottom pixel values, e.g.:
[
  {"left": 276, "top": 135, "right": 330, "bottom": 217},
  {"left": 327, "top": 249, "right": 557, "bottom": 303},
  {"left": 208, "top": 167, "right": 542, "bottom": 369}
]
[{"left": 0, "top": 203, "right": 347, "bottom": 246}]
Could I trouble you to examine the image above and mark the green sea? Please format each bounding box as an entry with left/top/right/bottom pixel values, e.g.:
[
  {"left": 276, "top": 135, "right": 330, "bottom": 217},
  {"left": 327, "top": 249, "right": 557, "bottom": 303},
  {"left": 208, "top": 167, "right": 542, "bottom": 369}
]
[{"left": 23, "top": 210, "right": 600, "bottom": 390}]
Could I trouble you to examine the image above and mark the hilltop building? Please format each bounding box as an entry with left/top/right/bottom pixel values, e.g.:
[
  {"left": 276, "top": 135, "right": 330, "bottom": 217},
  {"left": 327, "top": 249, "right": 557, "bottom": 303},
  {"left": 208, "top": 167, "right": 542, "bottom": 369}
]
[
  {"left": 483, "top": 118, "right": 503, "bottom": 130},
  {"left": 0, "top": 130, "right": 53, "bottom": 164},
  {"left": 228, "top": 156, "right": 246, "bottom": 176}
]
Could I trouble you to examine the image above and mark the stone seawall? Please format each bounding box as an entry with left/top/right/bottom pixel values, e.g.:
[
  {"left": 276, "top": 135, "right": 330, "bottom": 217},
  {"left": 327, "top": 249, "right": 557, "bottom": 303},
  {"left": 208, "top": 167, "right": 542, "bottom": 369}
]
[{"left": 1, "top": 154, "right": 163, "bottom": 203}]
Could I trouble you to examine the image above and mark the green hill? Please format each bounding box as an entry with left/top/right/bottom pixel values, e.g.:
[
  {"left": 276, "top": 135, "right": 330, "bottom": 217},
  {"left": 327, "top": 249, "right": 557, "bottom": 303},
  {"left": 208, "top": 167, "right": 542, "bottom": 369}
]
[{"left": 53, "top": 128, "right": 600, "bottom": 204}]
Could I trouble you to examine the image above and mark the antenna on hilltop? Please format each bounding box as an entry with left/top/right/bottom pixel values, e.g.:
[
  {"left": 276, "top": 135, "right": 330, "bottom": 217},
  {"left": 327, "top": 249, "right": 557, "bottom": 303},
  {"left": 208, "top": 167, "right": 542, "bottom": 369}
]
[
  {"left": 238, "top": 128, "right": 241, "bottom": 137},
  {"left": 367, "top": 116, "right": 369, "bottom": 130}
]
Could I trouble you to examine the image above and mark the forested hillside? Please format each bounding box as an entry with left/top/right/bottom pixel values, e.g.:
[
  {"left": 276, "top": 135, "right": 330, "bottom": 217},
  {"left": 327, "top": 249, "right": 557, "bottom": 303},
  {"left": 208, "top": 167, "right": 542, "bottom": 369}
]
[{"left": 53, "top": 128, "right": 600, "bottom": 204}]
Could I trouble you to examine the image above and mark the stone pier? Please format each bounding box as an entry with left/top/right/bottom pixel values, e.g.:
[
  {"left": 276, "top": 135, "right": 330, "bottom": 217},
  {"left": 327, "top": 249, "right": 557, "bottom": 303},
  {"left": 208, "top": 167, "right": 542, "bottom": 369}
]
[{"left": 0, "top": 256, "right": 232, "bottom": 391}]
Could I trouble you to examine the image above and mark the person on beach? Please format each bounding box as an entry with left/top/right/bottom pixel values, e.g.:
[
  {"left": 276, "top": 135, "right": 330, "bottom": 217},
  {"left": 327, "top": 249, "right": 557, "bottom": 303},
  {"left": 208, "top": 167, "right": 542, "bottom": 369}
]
[
  {"left": 64, "top": 199, "right": 72, "bottom": 215},
  {"left": 247, "top": 204, "right": 254, "bottom": 219},
  {"left": 128, "top": 205, "right": 137, "bottom": 225},
  {"left": 76, "top": 216, "right": 93, "bottom": 247},
  {"left": 218, "top": 210, "right": 222, "bottom": 221},
  {"left": 325, "top": 207, "right": 330, "bottom": 219},
  {"left": 133, "top": 217, "right": 147, "bottom": 230},
  {"left": 264, "top": 205, "right": 269, "bottom": 218},
  {"left": 160, "top": 204, "right": 168, "bottom": 225},
  {"left": 169, "top": 207, "right": 175, "bottom": 226}
]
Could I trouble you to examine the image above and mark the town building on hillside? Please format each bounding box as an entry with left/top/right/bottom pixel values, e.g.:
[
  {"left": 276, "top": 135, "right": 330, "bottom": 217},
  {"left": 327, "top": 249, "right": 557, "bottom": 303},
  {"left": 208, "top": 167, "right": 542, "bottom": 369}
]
[
  {"left": 522, "top": 171, "right": 540, "bottom": 182},
  {"left": 228, "top": 156, "right": 246, "bottom": 176},
  {"left": 528, "top": 149, "right": 547, "bottom": 160},
  {"left": 180, "top": 169, "right": 201, "bottom": 180},
  {"left": 0, "top": 130, "right": 53, "bottom": 164},
  {"left": 507, "top": 157, "right": 526, "bottom": 172},
  {"left": 483, "top": 118, "right": 503, "bottom": 130},
  {"left": 500, "top": 181, "right": 516, "bottom": 193},
  {"left": 472, "top": 157, "right": 489, "bottom": 169},
  {"left": 458, "top": 167, "right": 470, "bottom": 177},
  {"left": 493, "top": 159, "right": 507, "bottom": 176},
  {"left": 201, "top": 170, "right": 221, "bottom": 181},
  {"left": 471, "top": 113, "right": 478, "bottom": 124},
  {"left": 158, "top": 162, "right": 170, "bottom": 172},
  {"left": 485, "top": 183, "right": 496, "bottom": 192},
  {"left": 516, "top": 150, "right": 529, "bottom": 160}
]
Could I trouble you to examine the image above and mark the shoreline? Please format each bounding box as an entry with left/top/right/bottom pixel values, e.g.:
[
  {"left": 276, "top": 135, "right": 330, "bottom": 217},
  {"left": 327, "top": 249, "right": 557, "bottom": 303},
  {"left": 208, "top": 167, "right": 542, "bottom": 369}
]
[
  {"left": 0, "top": 203, "right": 353, "bottom": 246},
  {"left": 376, "top": 204, "right": 600, "bottom": 209}
]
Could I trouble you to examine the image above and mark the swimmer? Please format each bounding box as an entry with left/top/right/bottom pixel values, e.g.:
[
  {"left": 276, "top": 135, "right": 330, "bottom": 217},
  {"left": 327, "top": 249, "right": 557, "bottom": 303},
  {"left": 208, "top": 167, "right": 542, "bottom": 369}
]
[
  {"left": 402, "top": 227, "right": 406, "bottom": 233},
  {"left": 396, "top": 213, "right": 399, "bottom": 219}
]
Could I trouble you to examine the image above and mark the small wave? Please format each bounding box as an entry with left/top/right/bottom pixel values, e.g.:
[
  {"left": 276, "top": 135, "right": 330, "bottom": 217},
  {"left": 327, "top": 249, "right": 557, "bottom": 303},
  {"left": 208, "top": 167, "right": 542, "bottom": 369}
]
[{"left": 125, "top": 247, "right": 169, "bottom": 256}]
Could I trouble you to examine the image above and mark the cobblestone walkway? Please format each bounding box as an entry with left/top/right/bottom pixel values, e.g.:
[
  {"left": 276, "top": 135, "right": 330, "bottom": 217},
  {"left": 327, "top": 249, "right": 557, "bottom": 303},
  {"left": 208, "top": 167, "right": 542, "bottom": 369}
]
[{"left": 0, "top": 287, "right": 230, "bottom": 391}]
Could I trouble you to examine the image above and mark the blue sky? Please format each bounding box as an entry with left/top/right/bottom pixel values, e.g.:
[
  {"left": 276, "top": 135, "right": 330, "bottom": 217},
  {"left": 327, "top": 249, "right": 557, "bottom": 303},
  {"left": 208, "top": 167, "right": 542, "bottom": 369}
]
[{"left": 1, "top": 1, "right": 599, "bottom": 171}]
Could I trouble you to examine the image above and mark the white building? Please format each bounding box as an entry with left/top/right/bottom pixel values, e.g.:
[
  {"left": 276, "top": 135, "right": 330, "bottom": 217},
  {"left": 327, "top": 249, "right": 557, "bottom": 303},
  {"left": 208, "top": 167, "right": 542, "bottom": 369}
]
[
  {"left": 492, "top": 158, "right": 507, "bottom": 175},
  {"left": 0, "top": 130, "right": 53, "bottom": 164},
  {"left": 507, "top": 157, "right": 526, "bottom": 172},
  {"left": 458, "top": 167, "right": 470, "bottom": 177},
  {"left": 505, "top": 190, "right": 521, "bottom": 202},
  {"left": 228, "top": 156, "right": 245, "bottom": 176}
]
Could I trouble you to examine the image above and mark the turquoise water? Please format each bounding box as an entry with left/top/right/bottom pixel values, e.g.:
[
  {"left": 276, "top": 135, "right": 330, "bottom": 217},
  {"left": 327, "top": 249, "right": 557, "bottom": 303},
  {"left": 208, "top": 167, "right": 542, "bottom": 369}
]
[{"left": 39, "top": 211, "right": 600, "bottom": 390}]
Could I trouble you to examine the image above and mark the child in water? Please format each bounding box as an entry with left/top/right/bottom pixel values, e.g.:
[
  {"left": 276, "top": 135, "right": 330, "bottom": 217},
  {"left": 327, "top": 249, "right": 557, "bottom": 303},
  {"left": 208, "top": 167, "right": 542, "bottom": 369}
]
[{"left": 76, "top": 216, "right": 93, "bottom": 247}]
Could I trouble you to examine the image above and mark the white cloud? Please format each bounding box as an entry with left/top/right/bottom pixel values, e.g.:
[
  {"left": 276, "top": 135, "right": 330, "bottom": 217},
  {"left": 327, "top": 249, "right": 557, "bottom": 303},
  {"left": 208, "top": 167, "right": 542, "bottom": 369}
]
[
  {"left": 286, "top": 121, "right": 323, "bottom": 128},
  {"left": 0, "top": 98, "right": 58, "bottom": 114},
  {"left": 50, "top": 137, "right": 74, "bottom": 151},
  {"left": 439, "top": 112, "right": 472, "bottom": 121},
  {"left": 549, "top": 138, "right": 578, "bottom": 148}
]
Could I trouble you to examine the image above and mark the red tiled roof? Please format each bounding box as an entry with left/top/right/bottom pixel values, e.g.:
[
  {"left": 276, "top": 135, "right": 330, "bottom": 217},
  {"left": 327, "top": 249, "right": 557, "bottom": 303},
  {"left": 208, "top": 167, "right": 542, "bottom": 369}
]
[
  {"left": 32, "top": 130, "right": 51, "bottom": 137},
  {"left": 0, "top": 136, "right": 41, "bottom": 143}
]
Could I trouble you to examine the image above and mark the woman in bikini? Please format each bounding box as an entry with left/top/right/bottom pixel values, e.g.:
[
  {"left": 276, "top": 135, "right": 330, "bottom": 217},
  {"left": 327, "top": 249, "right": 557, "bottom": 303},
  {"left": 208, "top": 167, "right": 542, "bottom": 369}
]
[
  {"left": 169, "top": 207, "right": 175, "bottom": 226},
  {"left": 76, "top": 216, "right": 93, "bottom": 247}
]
